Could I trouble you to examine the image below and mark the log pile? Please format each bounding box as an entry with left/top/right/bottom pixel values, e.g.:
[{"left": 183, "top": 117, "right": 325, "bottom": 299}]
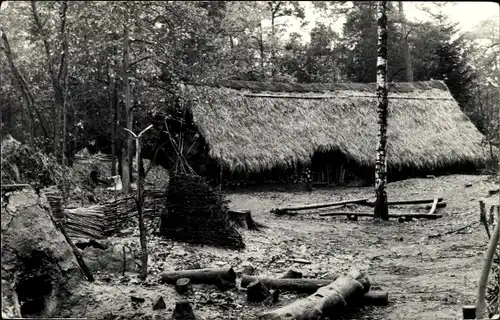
[
  {"left": 160, "top": 174, "right": 245, "bottom": 249},
  {"left": 158, "top": 265, "right": 388, "bottom": 319},
  {"left": 257, "top": 269, "right": 388, "bottom": 319}
]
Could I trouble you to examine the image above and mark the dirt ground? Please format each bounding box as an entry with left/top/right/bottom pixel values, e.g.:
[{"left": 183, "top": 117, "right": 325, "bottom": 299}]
[{"left": 67, "top": 174, "right": 499, "bottom": 320}]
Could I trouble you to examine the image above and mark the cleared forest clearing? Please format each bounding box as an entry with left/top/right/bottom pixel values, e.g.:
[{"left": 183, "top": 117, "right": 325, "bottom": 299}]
[{"left": 61, "top": 174, "right": 498, "bottom": 320}]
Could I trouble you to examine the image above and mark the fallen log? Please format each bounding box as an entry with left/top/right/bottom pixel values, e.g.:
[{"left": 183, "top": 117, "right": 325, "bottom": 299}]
[
  {"left": 272, "top": 198, "right": 370, "bottom": 215},
  {"left": 241, "top": 276, "right": 337, "bottom": 293},
  {"left": 247, "top": 280, "right": 271, "bottom": 302},
  {"left": 259, "top": 269, "right": 370, "bottom": 320},
  {"left": 364, "top": 197, "right": 444, "bottom": 207},
  {"left": 424, "top": 202, "right": 446, "bottom": 210},
  {"left": 160, "top": 267, "right": 236, "bottom": 285},
  {"left": 427, "top": 198, "right": 439, "bottom": 215},
  {"left": 318, "top": 212, "right": 442, "bottom": 220}
]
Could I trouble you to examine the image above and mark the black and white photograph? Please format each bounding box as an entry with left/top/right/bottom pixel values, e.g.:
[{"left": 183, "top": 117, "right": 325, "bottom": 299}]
[{"left": 0, "top": 1, "right": 499, "bottom": 319}]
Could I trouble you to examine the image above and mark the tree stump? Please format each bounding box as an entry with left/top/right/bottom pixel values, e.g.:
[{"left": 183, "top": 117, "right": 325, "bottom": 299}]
[
  {"left": 216, "top": 275, "right": 236, "bottom": 291},
  {"left": 152, "top": 296, "right": 166, "bottom": 310},
  {"left": 173, "top": 300, "right": 196, "bottom": 320},
  {"left": 282, "top": 269, "right": 303, "bottom": 279},
  {"left": 462, "top": 305, "right": 475, "bottom": 319},
  {"left": 247, "top": 280, "right": 271, "bottom": 302},
  {"left": 242, "top": 265, "right": 256, "bottom": 276},
  {"left": 175, "top": 278, "right": 192, "bottom": 295}
]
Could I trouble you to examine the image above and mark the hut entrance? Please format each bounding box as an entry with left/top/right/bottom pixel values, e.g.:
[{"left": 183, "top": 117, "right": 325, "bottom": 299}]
[{"left": 311, "top": 151, "right": 365, "bottom": 186}]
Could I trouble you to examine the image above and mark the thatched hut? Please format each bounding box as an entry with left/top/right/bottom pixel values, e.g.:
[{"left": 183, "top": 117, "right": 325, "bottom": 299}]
[{"left": 176, "top": 80, "right": 492, "bottom": 187}]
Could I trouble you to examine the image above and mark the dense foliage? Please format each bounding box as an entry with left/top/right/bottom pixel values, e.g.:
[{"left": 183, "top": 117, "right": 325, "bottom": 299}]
[{"left": 1, "top": 1, "right": 498, "bottom": 171}]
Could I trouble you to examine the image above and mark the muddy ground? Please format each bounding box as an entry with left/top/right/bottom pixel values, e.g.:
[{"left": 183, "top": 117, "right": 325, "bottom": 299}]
[{"left": 67, "top": 174, "right": 499, "bottom": 320}]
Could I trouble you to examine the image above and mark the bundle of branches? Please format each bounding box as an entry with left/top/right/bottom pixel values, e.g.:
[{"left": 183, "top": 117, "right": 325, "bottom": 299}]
[
  {"left": 1, "top": 138, "right": 73, "bottom": 190},
  {"left": 160, "top": 173, "right": 245, "bottom": 249}
]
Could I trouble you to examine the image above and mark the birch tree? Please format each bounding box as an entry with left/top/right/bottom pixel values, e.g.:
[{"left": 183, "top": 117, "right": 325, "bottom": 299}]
[{"left": 374, "top": 0, "right": 389, "bottom": 221}]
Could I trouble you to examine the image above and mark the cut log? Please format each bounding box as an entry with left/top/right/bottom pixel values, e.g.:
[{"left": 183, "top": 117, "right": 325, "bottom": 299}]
[
  {"left": 282, "top": 269, "right": 303, "bottom": 279},
  {"left": 272, "top": 198, "right": 370, "bottom": 215},
  {"left": 131, "top": 296, "right": 145, "bottom": 303},
  {"left": 319, "top": 212, "right": 442, "bottom": 220},
  {"left": 160, "top": 267, "right": 236, "bottom": 285},
  {"left": 173, "top": 300, "right": 197, "bottom": 320},
  {"left": 363, "top": 291, "right": 389, "bottom": 306},
  {"left": 424, "top": 202, "right": 446, "bottom": 210},
  {"left": 175, "top": 278, "right": 192, "bottom": 294},
  {"left": 364, "top": 197, "right": 444, "bottom": 207},
  {"left": 259, "top": 269, "right": 370, "bottom": 320},
  {"left": 241, "top": 276, "right": 337, "bottom": 293},
  {"left": 247, "top": 280, "right": 271, "bottom": 302},
  {"left": 290, "top": 258, "right": 311, "bottom": 264},
  {"left": 428, "top": 198, "right": 439, "bottom": 215}
]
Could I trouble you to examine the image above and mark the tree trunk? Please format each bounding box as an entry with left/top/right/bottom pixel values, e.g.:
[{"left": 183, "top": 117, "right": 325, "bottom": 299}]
[
  {"left": 31, "top": 1, "right": 65, "bottom": 154},
  {"left": 160, "top": 267, "right": 236, "bottom": 284},
  {"left": 374, "top": 1, "right": 389, "bottom": 221},
  {"left": 398, "top": 1, "right": 413, "bottom": 82},
  {"left": 270, "top": 4, "right": 276, "bottom": 78},
  {"left": 122, "top": 12, "right": 133, "bottom": 194},
  {"left": 134, "top": 137, "right": 148, "bottom": 279},
  {"left": 1, "top": 27, "right": 48, "bottom": 144},
  {"left": 259, "top": 22, "right": 265, "bottom": 79},
  {"left": 110, "top": 74, "right": 118, "bottom": 176}
]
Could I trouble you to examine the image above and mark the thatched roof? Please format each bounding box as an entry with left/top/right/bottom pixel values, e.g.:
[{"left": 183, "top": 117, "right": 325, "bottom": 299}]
[{"left": 181, "top": 80, "right": 491, "bottom": 173}]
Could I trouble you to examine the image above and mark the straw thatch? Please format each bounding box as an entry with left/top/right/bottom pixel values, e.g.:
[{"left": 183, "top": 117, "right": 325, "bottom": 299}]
[{"left": 181, "top": 80, "right": 492, "bottom": 173}]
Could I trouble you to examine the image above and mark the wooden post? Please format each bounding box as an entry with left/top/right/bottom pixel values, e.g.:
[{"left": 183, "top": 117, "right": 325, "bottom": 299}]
[
  {"left": 124, "top": 124, "right": 153, "bottom": 280},
  {"left": 476, "top": 210, "right": 500, "bottom": 319}
]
